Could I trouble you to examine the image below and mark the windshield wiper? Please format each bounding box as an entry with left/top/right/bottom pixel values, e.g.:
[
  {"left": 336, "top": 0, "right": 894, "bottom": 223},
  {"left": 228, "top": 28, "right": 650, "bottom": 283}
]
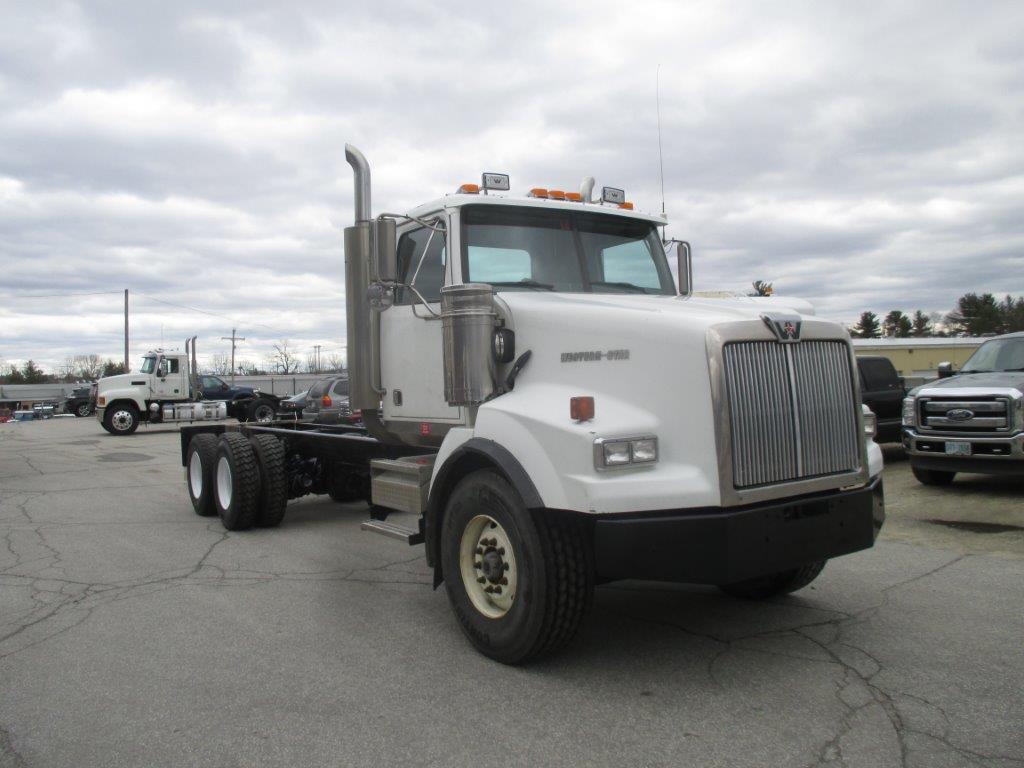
[
  {"left": 488, "top": 279, "right": 555, "bottom": 291},
  {"left": 589, "top": 281, "right": 650, "bottom": 293}
]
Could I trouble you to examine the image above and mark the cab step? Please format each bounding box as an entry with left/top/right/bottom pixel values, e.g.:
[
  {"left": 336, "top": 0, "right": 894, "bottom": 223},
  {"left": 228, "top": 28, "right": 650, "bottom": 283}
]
[{"left": 360, "top": 519, "right": 424, "bottom": 545}]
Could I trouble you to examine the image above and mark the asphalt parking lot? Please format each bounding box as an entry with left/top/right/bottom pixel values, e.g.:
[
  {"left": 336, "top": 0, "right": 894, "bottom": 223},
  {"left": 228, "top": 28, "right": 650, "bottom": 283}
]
[{"left": 1, "top": 419, "right": 1022, "bottom": 768}]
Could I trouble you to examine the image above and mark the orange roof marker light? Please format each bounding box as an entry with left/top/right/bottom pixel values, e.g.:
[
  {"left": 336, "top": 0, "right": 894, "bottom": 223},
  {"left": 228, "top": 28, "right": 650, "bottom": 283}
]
[
  {"left": 619, "top": 202, "right": 634, "bottom": 210},
  {"left": 528, "top": 188, "right": 549, "bottom": 198},
  {"left": 457, "top": 183, "right": 480, "bottom": 194},
  {"left": 565, "top": 192, "right": 583, "bottom": 202},
  {"left": 548, "top": 189, "right": 566, "bottom": 200},
  {"left": 601, "top": 186, "right": 626, "bottom": 205}
]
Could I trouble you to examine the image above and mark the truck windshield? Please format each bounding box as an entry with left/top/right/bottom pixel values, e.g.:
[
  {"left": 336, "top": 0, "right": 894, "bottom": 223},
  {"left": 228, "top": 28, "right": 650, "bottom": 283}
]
[
  {"left": 140, "top": 356, "right": 156, "bottom": 374},
  {"left": 461, "top": 205, "right": 675, "bottom": 295},
  {"left": 961, "top": 337, "right": 1024, "bottom": 372}
]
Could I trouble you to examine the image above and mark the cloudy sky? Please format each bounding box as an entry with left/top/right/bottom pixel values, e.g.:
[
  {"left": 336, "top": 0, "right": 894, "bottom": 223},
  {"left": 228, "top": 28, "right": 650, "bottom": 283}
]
[{"left": 2, "top": 1, "right": 1022, "bottom": 372}]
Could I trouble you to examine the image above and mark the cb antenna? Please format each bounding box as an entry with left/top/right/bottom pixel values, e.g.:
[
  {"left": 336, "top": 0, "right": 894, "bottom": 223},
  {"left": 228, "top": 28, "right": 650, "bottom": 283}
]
[{"left": 656, "top": 64, "right": 666, "bottom": 238}]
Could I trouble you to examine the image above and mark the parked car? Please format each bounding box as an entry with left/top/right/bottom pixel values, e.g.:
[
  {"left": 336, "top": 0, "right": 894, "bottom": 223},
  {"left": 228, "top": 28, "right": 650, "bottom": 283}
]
[
  {"left": 903, "top": 331, "right": 1024, "bottom": 484},
  {"left": 301, "top": 376, "right": 352, "bottom": 424},
  {"left": 0, "top": 407, "right": 11, "bottom": 423},
  {"left": 856, "top": 356, "right": 905, "bottom": 443},
  {"left": 278, "top": 390, "right": 308, "bottom": 420},
  {"left": 64, "top": 384, "right": 97, "bottom": 417}
]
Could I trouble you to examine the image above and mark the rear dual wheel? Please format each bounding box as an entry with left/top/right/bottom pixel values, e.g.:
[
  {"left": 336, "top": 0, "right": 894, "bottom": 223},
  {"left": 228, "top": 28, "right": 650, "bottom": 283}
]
[{"left": 186, "top": 432, "right": 288, "bottom": 529}]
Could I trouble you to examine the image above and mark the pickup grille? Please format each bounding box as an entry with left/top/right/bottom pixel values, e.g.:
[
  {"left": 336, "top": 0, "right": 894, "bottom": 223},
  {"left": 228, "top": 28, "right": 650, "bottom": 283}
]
[
  {"left": 918, "top": 398, "right": 1009, "bottom": 433},
  {"left": 723, "top": 341, "right": 860, "bottom": 489}
]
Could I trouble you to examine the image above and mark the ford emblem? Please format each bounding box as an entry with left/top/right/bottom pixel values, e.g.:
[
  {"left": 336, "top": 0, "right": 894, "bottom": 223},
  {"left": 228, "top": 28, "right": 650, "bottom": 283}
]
[{"left": 947, "top": 408, "right": 974, "bottom": 422}]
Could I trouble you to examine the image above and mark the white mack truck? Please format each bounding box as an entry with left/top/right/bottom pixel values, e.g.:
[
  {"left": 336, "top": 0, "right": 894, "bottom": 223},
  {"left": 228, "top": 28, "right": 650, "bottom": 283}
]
[
  {"left": 178, "top": 145, "right": 885, "bottom": 664},
  {"left": 96, "top": 337, "right": 282, "bottom": 435}
]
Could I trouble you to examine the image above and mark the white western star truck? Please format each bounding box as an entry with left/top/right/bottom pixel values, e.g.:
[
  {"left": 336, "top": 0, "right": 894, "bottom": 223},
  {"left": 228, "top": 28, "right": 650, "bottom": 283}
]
[
  {"left": 96, "top": 338, "right": 282, "bottom": 434},
  {"left": 178, "top": 145, "right": 885, "bottom": 664}
]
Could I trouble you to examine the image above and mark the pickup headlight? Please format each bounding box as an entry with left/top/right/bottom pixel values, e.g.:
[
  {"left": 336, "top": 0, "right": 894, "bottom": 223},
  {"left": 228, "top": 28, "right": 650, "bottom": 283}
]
[
  {"left": 594, "top": 435, "right": 658, "bottom": 470},
  {"left": 902, "top": 397, "right": 915, "bottom": 427},
  {"left": 862, "top": 404, "right": 877, "bottom": 439}
]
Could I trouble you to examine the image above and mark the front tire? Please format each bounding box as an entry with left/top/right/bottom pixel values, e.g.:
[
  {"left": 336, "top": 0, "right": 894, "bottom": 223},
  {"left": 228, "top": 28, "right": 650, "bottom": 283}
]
[
  {"left": 912, "top": 466, "right": 956, "bottom": 486},
  {"left": 719, "top": 560, "right": 826, "bottom": 600},
  {"left": 186, "top": 434, "right": 219, "bottom": 517},
  {"left": 214, "top": 433, "right": 260, "bottom": 530},
  {"left": 440, "top": 470, "right": 593, "bottom": 664},
  {"left": 102, "top": 403, "right": 139, "bottom": 435},
  {"left": 75, "top": 403, "right": 91, "bottom": 417}
]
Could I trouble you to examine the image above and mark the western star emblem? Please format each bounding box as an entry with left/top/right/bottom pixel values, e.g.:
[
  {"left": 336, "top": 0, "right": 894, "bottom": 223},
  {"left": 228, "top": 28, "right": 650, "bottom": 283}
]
[{"left": 761, "top": 312, "right": 803, "bottom": 343}]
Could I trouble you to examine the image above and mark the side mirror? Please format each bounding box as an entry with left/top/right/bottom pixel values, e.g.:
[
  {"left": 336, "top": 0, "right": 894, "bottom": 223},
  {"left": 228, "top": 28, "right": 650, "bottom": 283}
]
[
  {"left": 157, "top": 361, "right": 168, "bottom": 378},
  {"left": 937, "top": 361, "right": 954, "bottom": 378},
  {"left": 676, "top": 241, "right": 693, "bottom": 297},
  {"left": 374, "top": 218, "right": 397, "bottom": 282}
]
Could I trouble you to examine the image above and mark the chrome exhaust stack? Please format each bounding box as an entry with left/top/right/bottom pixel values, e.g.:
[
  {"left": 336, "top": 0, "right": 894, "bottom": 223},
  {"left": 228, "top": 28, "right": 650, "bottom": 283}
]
[
  {"left": 344, "top": 144, "right": 399, "bottom": 444},
  {"left": 580, "top": 176, "right": 595, "bottom": 203}
]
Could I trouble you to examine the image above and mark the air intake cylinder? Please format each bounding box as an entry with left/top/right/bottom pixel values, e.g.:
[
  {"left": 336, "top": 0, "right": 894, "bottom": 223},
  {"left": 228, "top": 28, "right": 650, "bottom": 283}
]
[{"left": 441, "top": 284, "right": 497, "bottom": 406}]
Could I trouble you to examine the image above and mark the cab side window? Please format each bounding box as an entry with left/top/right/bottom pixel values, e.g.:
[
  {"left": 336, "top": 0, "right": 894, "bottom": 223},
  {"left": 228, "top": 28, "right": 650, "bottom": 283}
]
[
  {"left": 166, "top": 359, "right": 180, "bottom": 374},
  {"left": 396, "top": 224, "right": 446, "bottom": 304}
]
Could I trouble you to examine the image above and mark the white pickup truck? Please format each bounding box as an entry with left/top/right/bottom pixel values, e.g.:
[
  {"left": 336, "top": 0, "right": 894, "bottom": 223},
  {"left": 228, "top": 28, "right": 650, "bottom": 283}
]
[{"left": 177, "top": 145, "right": 885, "bottom": 664}]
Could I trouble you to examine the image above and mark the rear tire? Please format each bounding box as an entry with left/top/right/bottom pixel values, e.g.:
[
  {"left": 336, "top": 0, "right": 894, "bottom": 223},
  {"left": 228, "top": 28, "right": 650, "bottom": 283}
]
[
  {"left": 248, "top": 399, "right": 276, "bottom": 423},
  {"left": 441, "top": 470, "right": 593, "bottom": 664},
  {"left": 912, "top": 466, "right": 956, "bottom": 486},
  {"left": 719, "top": 560, "right": 826, "bottom": 600},
  {"left": 102, "top": 403, "right": 139, "bottom": 435},
  {"left": 214, "top": 433, "right": 260, "bottom": 530},
  {"left": 249, "top": 434, "right": 288, "bottom": 527},
  {"left": 186, "top": 434, "right": 219, "bottom": 517},
  {"left": 75, "top": 403, "right": 91, "bottom": 417}
]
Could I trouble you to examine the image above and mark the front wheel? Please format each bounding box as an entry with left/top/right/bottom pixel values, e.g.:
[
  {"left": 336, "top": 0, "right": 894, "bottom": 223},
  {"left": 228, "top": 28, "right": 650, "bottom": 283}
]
[
  {"left": 102, "top": 404, "right": 139, "bottom": 435},
  {"left": 75, "top": 403, "right": 91, "bottom": 417},
  {"left": 912, "top": 466, "right": 956, "bottom": 486},
  {"left": 440, "top": 470, "right": 593, "bottom": 664},
  {"left": 719, "top": 560, "right": 826, "bottom": 600}
]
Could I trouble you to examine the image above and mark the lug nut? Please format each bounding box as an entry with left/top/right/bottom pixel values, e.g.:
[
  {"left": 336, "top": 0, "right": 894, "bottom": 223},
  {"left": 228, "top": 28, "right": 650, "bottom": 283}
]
[
  {"left": 484, "top": 586, "right": 494, "bottom": 594},
  {"left": 476, "top": 547, "right": 483, "bottom": 555},
  {"left": 474, "top": 561, "right": 482, "bottom": 569},
  {"left": 477, "top": 577, "right": 486, "bottom": 584},
  {"left": 493, "top": 586, "right": 502, "bottom": 595},
  {"left": 503, "top": 563, "right": 510, "bottom": 571},
  {"left": 497, "top": 547, "right": 505, "bottom": 555},
  {"left": 500, "top": 577, "right": 508, "bottom": 585}
]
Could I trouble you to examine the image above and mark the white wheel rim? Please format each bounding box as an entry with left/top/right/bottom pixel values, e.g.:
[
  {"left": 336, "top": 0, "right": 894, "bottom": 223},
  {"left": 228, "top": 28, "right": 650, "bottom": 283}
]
[
  {"left": 459, "top": 514, "right": 517, "bottom": 619},
  {"left": 189, "top": 451, "right": 204, "bottom": 497},
  {"left": 216, "top": 455, "right": 232, "bottom": 509},
  {"left": 111, "top": 409, "right": 133, "bottom": 431}
]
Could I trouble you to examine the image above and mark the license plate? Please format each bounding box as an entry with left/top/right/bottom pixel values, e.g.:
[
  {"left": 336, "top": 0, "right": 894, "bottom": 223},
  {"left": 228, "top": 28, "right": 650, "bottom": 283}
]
[{"left": 945, "top": 441, "right": 971, "bottom": 456}]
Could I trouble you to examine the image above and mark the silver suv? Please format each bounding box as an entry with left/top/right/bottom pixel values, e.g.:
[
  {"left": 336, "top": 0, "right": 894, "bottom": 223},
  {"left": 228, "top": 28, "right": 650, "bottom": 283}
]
[{"left": 301, "top": 376, "right": 352, "bottom": 425}]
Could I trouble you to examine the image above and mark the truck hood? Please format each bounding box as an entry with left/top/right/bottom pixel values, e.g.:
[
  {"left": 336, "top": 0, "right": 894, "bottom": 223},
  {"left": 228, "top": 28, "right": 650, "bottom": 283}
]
[
  {"left": 911, "top": 371, "right": 1024, "bottom": 396},
  {"left": 97, "top": 373, "right": 147, "bottom": 394}
]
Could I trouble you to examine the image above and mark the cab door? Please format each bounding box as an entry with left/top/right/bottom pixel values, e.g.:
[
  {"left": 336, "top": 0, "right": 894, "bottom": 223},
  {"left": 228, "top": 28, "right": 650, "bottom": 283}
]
[
  {"left": 379, "top": 213, "right": 462, "bottom": 425},
  {"left": 153, "top": 356, "right": 187, "bottom": 399}
]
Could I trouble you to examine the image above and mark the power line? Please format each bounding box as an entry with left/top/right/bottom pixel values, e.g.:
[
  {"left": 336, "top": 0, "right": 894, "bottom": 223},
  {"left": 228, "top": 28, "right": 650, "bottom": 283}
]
[{"left": 4, "top": 290, "right": 123, "bottom": 299}]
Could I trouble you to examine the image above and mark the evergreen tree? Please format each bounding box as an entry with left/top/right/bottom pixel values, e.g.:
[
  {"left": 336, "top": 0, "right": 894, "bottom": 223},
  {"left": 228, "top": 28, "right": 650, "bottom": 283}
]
[
  {"left": 947, "top": 293, "right": 1003, "bottom": 336},
  {"left": 910, "top": 310, "right": 933, "bottom": 337},
  {"left": 1000, "top": 295, "right": 1024, "bottom": 333},
  {"left": 101, "top": 360, "right": 128, "bottom": 377},
  {"left": 850, "top": 311, "right": 881, "bottom": 338},
  {"left": 883, "top": 310, "right": 912, "bottom": 338},
  {"left": 21, "top": 360, "right": 48, "bottom": 383}
]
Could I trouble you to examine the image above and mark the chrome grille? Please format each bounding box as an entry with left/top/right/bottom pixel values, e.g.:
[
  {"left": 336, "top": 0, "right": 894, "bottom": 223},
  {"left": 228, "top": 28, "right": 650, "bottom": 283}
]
[
  {"left": 918, "top": 398, "right": 1009, "bottom": 433},
  {"left": 724, "top": 341, "right": 860, "bottom": 489}
]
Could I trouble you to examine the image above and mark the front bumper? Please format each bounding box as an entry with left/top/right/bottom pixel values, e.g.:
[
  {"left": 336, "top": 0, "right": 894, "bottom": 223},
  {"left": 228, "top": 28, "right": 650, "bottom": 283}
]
[
  {"left": 903, "top": 427, "right": 1024, "bottom": 467},
  {"left": 592, "top": 476, "right": 884, "bottom": 585}
]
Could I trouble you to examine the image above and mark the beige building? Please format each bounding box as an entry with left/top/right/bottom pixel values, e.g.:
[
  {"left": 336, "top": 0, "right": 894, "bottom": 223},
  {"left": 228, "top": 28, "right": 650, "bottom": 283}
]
[{"left": 852, "top": 337, "right": 985, "bottom": 379}]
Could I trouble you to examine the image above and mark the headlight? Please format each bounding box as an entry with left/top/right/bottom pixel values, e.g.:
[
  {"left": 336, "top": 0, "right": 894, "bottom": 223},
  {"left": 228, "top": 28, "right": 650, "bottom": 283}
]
[
  {"left": 902, "top": 397, "right": 916, "bottom": 427},
  {"left": 594, "top": 435, "right": 658, "bottom": 470},
  {"left": 861, "top": 404, "right": 877, "bottom": 439}
]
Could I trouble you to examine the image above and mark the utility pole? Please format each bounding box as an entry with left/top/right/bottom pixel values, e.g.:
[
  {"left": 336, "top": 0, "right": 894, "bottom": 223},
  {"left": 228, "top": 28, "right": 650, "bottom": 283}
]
[
  {"left": 221, "top": 329, "right": 245, "bottom": 383},
  {"left": 313, "top": 344, "right": 322, "bottom": 373},
  {"left": 124, "top": 289, "right": 129, "bottom": 371}
]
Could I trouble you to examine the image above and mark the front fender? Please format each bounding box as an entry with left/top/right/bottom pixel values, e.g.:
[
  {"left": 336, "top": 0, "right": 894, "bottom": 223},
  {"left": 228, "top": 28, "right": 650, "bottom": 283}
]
[{"left": 98, "top": 388, "right": 146, "bottom": 411}]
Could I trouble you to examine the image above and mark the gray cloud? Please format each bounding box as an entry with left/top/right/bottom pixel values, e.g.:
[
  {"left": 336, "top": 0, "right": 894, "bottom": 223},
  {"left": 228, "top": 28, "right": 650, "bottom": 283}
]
[{"left": 1, "top": 0, "right": 1023, "bottom": 371}]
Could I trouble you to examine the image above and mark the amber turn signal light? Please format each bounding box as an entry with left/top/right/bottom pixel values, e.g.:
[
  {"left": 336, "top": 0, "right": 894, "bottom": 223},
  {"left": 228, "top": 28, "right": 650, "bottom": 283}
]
[{"left": 570, "top": 396, "right": 595, "bottom": 422}]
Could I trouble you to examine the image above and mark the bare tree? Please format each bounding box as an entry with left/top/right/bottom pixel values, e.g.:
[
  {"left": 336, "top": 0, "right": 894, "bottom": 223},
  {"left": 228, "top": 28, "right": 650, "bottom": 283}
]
[
  {"left": 325, "top": 353, "right": 346, "bottom": 373},
  {"left": 304, "top": 352, "right": 319, "bottom": 373},
  {"left": 268, "top": 340, "right": 300, "bottom": 374},
  {"left": 207, "top": 353, "right": 232, "bottom": 375},
  {"left": 69, "top": 354, "right": 104, "bottom": 380}
]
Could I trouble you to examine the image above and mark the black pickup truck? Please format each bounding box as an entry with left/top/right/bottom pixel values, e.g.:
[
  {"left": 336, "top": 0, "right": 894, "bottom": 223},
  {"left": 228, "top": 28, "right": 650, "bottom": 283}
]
[
  {"left": 856, "top": 356, "right": 905, "bottom": 444},
  {"left": 64, "top": 384, "right": 97, "bottom": 417}
]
